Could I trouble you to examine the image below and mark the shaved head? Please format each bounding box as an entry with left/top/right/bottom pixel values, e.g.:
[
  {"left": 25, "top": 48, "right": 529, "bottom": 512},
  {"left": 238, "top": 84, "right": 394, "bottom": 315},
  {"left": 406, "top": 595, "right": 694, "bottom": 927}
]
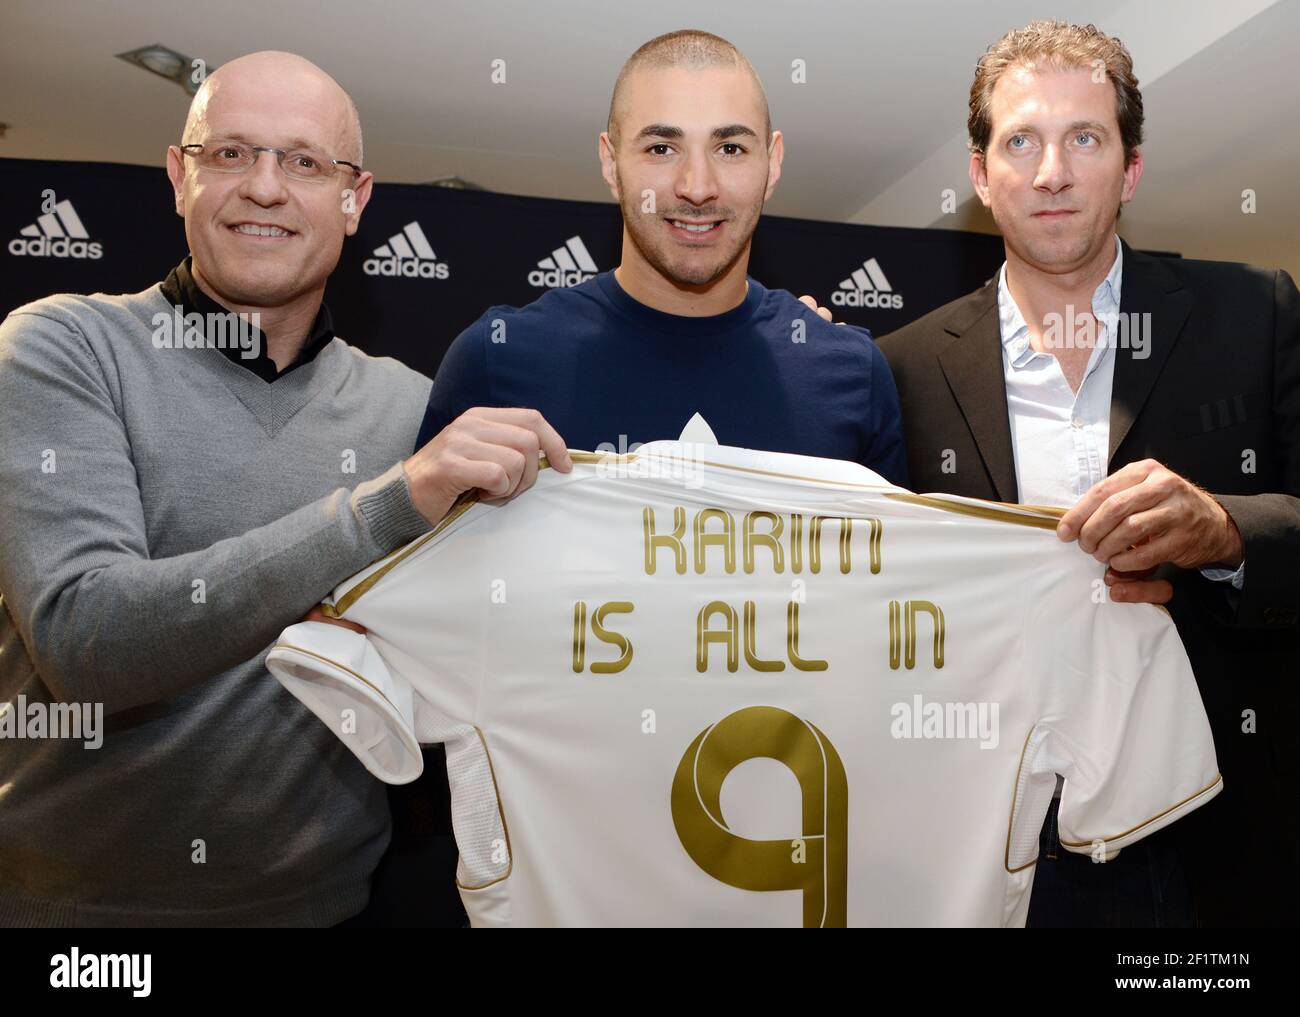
[
  {"left": 165, "top": 48, "right": 374, "bottom": 324},
  {"left": 597, "top": 30, "right": 783, "bottom": 309},
  {"left": 607, "top": 29, "right": 770, "bottom": 146},
  {"left": 184, "top": 50, "right": 363, "bottom": 166}
]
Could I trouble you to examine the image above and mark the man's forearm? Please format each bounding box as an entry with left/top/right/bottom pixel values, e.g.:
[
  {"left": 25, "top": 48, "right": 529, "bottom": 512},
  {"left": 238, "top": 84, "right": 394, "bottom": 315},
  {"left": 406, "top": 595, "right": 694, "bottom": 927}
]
[{"left": 18, "top": 464, "right": 428, "bottom": 714}]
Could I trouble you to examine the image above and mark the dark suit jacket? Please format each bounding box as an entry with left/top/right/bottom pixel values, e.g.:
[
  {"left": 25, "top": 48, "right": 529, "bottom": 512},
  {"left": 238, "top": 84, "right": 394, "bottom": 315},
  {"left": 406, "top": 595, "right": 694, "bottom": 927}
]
[{"left": 878, "top": 239, "right": 1300, "bottom": 926}]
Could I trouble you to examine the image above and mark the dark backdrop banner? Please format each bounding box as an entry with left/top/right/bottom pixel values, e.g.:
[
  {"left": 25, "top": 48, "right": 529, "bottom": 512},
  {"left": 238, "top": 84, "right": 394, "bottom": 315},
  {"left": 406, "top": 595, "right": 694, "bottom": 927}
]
[{"left": 2, "top": 156, "right": 1008, "bottom": 379}]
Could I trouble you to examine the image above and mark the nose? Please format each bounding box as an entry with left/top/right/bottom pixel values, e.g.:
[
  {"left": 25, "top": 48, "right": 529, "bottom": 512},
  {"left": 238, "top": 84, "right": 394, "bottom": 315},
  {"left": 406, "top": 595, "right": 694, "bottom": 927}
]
[
  {"left": 1033, "top": 142, "right": 1073, "bottom": 195},
  {"left": 674, "top": 147, "right": 720, "bottom": 209},
  {"left": 238, "top": 149, "right": 290, "bottom": 207}
]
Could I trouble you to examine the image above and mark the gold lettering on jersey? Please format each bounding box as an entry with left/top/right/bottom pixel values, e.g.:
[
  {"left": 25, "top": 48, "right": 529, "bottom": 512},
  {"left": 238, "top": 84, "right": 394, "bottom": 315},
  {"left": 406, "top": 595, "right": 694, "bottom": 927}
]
[
  {"left": 672, "top": 706, "right": 848, "bottom": 928},
  {"left": 571, "top": 601, "right": 586, "bottom": 672},
  {"left": 697, "top": 599, "right": 827, "bottom": 672},
  {"left": 572, "top": 601, "right": 634, "bottom": 674},
  {"left": 863, "top": 518, "right": 883, "bottom": 574},
  {"left": 642, "top": 506, "right": 883, "bottom": 576},
  {"left": 787, "top": 600, "right": 828, "bottom": 671},
  {"left": 591, "top": 601, "right": 634, "bottom": 674},
  {"left": 743, "top": 601, "right": 784, "bottom": 671},
  {"left": 888, "top": 599, "right": 945, "bottom": 670},
  {"left": 743, "top": 512, "right": 784, "bottom": 574},
  {"left": 888, "top": 600, "right": 899, "bottom": 670},
  {"left": 697, "top": 600, "right": 739, "bottom": 672},
  {"left": 643, "top": 507, "right": 687, "bottom": 575},
  {"left": 694, "top": 508, "right": 736, "bottom": 574},
  {"left": 808, "top": 516, "right": 848, "bottom": 574},
  {"left": 628, "top": 506, "right": 893, "bottom": 677}
]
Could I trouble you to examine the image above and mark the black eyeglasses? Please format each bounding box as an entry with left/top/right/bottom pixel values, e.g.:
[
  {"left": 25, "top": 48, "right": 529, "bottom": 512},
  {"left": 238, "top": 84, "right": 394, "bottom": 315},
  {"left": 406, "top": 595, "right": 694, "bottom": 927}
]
[{"left": 178, "top": 139, "right": 362, "bottom": 182}]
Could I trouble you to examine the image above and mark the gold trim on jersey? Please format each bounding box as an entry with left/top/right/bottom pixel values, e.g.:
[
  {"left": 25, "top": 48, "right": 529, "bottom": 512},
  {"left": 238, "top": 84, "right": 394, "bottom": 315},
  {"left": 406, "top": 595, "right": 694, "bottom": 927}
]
[
  {"left": 886, "top": 492, "right": 1065, "bottom": 531},
  {"left": 541, "top": 450, "right": 617, "bottom": 469},
  {"left": 560, "top": 449, "right": 1074, "bottom": 526},
  {"left": 271, "top": 642, "right": 401, "bottom": 716},
  {"left": 1018, "top": 503, "right": 1071, "bottom": 516},
  {"left": 580, "top": 448, "right": 1069, "bottom": 527},
  {"left": 325, "top": 493, "right": 479, "bottom": 618},
  {"left": 1005, "top": 723, "right": 1224, "bottom": 870},
  {"left": 1056, "top": 774, "right": 1223, "bottom": 849},
  {"left": 1003, "top": 727, "right": 1040, "bottom": 874},
  {"left": 455, "top": 726, "right": 515, "bottom": 892},
  {"left": 319, "top": 454, "right": 598, "bottom": 619}
]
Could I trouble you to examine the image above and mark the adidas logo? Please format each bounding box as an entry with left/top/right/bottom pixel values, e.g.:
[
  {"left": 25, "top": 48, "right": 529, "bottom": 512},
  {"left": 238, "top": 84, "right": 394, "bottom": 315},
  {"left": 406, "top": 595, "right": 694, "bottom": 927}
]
[
  {"left": 528, "top": 235, "right": 598, "bottom": 288},
  {"left": 8, "top": 198, "right": 103, "bottom": 259},
  {"left": 363, "top": 221, "right": 449, "bottom": 279},
  {"left": 831, "top": 257, "right": 903, "bottom": 309}
]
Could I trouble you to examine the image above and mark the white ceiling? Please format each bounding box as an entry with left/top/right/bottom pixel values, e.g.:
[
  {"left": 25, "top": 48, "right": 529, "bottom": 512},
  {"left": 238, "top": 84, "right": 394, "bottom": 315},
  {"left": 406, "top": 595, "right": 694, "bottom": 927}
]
[{"left": 2, "top": 0, "right": 1296, "bottom": 276}]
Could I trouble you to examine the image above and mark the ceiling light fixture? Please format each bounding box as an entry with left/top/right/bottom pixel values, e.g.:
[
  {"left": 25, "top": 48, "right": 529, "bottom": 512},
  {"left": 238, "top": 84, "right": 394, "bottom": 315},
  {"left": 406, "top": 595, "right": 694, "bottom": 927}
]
[
  {"left": 116, "top": 43, "right": 210, "bottom": 96},
  {"left": 424, "top": 176, "right": 486, "bottom": 191}
]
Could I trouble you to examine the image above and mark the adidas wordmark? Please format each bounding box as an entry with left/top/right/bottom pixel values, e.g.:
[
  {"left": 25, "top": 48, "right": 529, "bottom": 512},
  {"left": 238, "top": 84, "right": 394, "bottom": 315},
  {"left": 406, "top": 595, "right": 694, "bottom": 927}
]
[
  {"left": 528, "top": 235, "right": 598, "bottom": 288},
  {"left": 9, "top": 199, "right": 103, "bottom": 259},
  {"left": 363, "top": 221, "right": 449, "bottom": 279},
  {"left": 832, "top": 257, "right": 902, "bottom": 309}
]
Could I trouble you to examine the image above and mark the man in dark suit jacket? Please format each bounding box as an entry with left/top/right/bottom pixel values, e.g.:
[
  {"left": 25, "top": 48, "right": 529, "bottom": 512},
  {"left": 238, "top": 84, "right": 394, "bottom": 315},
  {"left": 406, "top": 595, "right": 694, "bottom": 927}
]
[{"left": 878, "top": 21, "right": 1299, "bottom": 927}]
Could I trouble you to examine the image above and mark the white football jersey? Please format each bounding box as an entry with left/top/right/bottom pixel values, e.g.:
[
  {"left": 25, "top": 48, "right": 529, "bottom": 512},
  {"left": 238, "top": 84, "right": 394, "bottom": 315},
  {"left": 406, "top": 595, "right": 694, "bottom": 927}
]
[{"left": 267, "top": 441, "right": 1222, "bottom": 927}]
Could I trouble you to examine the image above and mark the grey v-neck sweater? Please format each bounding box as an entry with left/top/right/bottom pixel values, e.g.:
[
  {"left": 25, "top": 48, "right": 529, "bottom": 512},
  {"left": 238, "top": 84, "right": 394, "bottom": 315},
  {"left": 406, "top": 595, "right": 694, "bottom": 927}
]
[{"left": 0, "top": 284, "right": 434, "bottom": 926}]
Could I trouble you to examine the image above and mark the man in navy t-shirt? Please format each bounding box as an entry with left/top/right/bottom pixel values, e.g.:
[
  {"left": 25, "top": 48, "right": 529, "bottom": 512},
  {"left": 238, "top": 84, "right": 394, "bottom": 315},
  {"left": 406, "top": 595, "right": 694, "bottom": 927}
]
[
  {"left": 416, "top": 28, "right": 907, "bottom": 485},
  {"left": 378, "top": 29, "right": 907, "bottom": 928},
  {"left": 417, "top": 269, "right": 907, "bottom": 481}
]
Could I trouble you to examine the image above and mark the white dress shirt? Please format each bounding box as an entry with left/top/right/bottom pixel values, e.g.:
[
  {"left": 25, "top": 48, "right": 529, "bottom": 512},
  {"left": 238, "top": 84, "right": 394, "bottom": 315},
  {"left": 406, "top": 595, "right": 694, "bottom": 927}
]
[{"left": 996, "top": 235, "right": 1244, "bottom": 589}]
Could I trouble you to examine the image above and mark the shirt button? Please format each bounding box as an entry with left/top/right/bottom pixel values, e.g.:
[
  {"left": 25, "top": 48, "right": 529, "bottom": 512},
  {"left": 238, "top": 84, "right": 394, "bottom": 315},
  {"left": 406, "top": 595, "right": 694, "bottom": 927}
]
[{"left": 1071, "top": 416, "right": 1085, "bottom": 429}]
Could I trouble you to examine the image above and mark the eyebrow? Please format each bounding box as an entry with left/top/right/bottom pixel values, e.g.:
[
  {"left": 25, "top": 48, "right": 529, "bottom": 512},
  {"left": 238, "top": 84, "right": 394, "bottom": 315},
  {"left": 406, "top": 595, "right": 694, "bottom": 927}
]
[
  {"left": 632, "top": 123, "right": 760, "bottom": 142},
  {"left": 711, "top": 124, "right": 759, "bottom": 141},
  {"left": 1002, "top": 120, "right": 1111, "bottom": 137},
  {"left": 205, "top": 131, "right": 328, "bottom": 150}
]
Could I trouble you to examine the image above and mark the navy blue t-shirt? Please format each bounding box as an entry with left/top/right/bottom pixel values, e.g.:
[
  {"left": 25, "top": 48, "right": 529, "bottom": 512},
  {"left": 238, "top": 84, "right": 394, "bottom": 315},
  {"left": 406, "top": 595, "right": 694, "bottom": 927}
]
[{"left": 415, "top": 271, "right": 908, "bottom": 485}]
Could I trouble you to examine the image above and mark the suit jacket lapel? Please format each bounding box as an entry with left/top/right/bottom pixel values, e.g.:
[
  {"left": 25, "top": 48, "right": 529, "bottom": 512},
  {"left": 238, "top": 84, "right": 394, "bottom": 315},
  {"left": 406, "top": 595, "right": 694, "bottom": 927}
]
[
  {"left": 1108, "top": 240, "right": 1193, "bottom": 466},
  {"left": 936, "top": 279, "right": 1020, "bottom": 502}
]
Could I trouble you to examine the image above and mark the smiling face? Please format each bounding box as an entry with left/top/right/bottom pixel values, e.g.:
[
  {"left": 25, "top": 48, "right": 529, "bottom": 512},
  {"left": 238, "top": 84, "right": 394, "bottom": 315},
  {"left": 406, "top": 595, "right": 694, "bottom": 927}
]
[
  {"left": 969, "top": 63, "right": 1142, "bottom": 275},
  {"left": 164, "top": 52, "right": 372, "bottom": 310},
  {"left": 601, "top": 64, "right": 782, "bottom": 289}
]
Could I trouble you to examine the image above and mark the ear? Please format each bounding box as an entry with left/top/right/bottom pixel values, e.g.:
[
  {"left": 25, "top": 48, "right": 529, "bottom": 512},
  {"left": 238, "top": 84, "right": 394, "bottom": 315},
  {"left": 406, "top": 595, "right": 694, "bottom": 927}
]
[
  {"left": 599, "top": 131, "right": 621, "bottom": 202},
  {"left": 968, "top": 152, "right": 992, "bottom": 208},
  {"left": 1120, "top": 146, "right": 1143, "bottom": 205},
  {"left": 342, "top": 170, "right": 375, "bottom": 236},
  {"left": 165, "top": 145, "right": 187, "bottom": 218},
  {"left": 763, "top": 130, "right": 784, "bottom": 202}
]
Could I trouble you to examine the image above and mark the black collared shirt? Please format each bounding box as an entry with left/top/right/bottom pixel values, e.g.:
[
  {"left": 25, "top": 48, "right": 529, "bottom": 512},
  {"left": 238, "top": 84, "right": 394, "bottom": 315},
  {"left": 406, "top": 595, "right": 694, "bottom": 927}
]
[{"left": 159, "top": 257, "right": 336, "bottom": 383}]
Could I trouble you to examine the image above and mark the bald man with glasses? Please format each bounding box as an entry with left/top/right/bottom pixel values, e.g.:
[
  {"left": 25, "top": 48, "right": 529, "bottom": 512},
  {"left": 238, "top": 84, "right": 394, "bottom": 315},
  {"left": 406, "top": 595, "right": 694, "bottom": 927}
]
[{"left": 0, "top": 50, "right": 569, "bottom": 927}]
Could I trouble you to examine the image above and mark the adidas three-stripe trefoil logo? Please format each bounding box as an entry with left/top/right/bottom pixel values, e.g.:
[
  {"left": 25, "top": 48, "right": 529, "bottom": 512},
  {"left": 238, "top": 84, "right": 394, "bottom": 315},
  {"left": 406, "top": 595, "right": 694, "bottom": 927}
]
[
  {"left": 528, "top": 235, "right": 598, "bottom": 288},
  {"left": 832, "top": 257, "right": 903, "bottom": 309},
  {"left": 363, "top": 221, "right": 449, "bottom": 278},
  {"left": 9, "top": 198, "right": 103, "bottom": 259}
]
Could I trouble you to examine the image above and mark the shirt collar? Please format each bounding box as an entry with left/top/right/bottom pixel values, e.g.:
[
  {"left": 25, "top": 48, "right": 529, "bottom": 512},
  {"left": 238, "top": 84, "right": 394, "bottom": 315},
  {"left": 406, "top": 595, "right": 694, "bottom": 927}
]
[
  {"left": 158, "top": 256, "right": 335, "bottom": 383},
  {"left": 996, "top": 234, "right": 1123, "bottom": 367},
  {"left": 596, "top": 270, "right": 765, "bottom": 338}
]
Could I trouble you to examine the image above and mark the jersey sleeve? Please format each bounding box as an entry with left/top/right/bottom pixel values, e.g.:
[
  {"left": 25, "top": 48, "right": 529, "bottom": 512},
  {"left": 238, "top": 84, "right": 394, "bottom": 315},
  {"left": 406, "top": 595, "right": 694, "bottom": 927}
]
[
  {"left": 1034, "top": 583, "right": 1223, "bottom": 858},
  {"left": 267, "top": 620, "right": 424, "bottom": 783},
  {"left": 270, "top": 498, "right": 520, "bottom": 898},
  {"left": 266, "top": 496, "right": 489, "bottom": 785}
]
